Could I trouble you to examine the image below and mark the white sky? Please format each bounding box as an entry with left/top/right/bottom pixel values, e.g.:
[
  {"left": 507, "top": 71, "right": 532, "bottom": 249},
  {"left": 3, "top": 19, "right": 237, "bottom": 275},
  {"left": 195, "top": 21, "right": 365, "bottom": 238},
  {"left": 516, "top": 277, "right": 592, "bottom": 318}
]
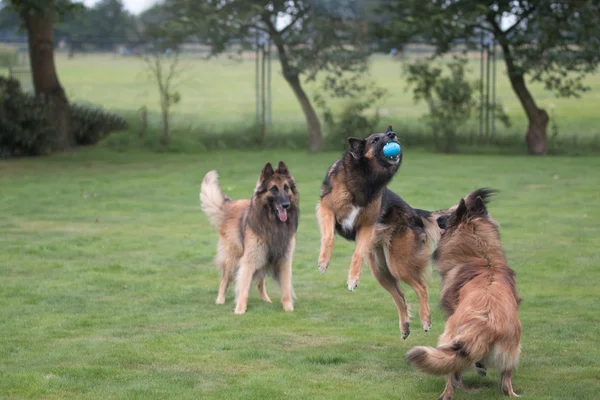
[{"left": 80, "top": 0, "right": 160, "bottom": 15}]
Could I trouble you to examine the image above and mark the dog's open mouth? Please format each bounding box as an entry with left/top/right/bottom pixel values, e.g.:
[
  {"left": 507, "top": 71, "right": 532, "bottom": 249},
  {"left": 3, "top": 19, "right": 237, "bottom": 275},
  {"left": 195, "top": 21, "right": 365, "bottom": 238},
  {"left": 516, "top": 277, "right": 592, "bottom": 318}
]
[
  {"left": 383, "top": 141, "right": 401, "bottom": 164},
  {"left": 386, "top": 154, "right": 400, "bottom": 164},
  {"left": 440, "top": 229, "right": 446, "bottom": 236},
  {"left": 275, "top": 204, "right": 288, "bottom": 222}
]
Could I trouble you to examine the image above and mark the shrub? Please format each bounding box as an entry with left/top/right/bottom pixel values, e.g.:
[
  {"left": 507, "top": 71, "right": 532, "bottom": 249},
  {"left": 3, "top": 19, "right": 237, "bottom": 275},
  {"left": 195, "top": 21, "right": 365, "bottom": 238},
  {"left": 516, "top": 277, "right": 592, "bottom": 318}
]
[
  {"left": 323, "top": 101, "right": 382, "bottom": 150},
  {"left": 315, "top": 78, "right": 387, "bottom": 150},
  {"left": 404, "top": 58, "right": 511, "bottom": 153},
  {"left": 0, "top": 78, "right": 55, "bottom": 157},
  {"left": 0, "top": 77, "right": 127, "bottom": 157},
  {"left": 70, "top": 103, "right": 128, "bottom": 146}
]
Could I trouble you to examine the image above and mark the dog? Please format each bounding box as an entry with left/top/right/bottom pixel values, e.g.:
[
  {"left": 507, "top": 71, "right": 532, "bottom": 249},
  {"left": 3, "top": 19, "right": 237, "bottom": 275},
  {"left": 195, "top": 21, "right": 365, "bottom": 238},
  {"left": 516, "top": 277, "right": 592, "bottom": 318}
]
[
  {"left": 407, "top": 189, "right": 522, "bottom": 399},
  {"left": 317, "top": 125, "right": 464, "bottom": 338},
  {"left": 200, "top": 161, "right": 299, "bottom": 315}
]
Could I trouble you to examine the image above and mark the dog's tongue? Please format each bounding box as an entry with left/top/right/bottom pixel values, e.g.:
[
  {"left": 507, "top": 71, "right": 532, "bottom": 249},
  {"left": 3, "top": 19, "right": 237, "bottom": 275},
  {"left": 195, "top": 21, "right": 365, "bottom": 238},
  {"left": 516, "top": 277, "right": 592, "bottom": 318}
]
[{"left": 276, "top": 205, "right": 288, "bottom": 222}]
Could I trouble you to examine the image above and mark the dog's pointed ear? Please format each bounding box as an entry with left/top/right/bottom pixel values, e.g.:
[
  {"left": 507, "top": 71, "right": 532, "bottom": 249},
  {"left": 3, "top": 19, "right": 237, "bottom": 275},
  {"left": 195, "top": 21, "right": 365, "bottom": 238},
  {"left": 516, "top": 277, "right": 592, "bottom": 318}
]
[
  {"left": 347, "top": 137, "right": 365, "bottom": 159},
  {"left": 261, "top": 162, "right": 275, "bottom": 180},
  {"left": 276, "top": 161, "right": 289, "bottom": 175},
  {"left": 455, "top": 198, "right": 467, "bottom": 220},
  {"left": 471, "top": 196, "right": 487, "bottom": 215},
  {"left": 385, "top": 125, "right": 393, "bottom": 133}
]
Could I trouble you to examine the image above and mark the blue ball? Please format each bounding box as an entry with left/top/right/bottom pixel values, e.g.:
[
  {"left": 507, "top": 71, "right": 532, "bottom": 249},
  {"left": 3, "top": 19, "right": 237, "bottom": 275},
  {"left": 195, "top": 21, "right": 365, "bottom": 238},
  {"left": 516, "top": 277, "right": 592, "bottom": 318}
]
[{"left": 383, "top": 142, "right": 401, "bottom": 158}]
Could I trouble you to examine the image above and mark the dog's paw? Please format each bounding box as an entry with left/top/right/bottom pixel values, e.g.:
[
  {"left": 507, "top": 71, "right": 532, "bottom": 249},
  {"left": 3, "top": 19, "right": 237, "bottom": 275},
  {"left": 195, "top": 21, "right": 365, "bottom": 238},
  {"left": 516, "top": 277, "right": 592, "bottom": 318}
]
[
  {"left": 475, "top": 362, "right": 487, "bottom": 377},
  {"left": 347, "top": 277, "right": 359, "bottom": 291},
  {"left": 233, "top": 306, "right": 247, "bottom": 315},
  {"left": 401, "top": 322, "right": 411, "bottom": 339},
  {"left": 317, "top": 260, "right": 329, "bottom": 274},
  {"left": 215, "top": 296, "right": 226, "bottom": 305},
  {"left": 422, "top": 320, "right": 432, "bottom": 332},
  {"left": 282, "top": 302, "right": 294, "bottom": 312}
]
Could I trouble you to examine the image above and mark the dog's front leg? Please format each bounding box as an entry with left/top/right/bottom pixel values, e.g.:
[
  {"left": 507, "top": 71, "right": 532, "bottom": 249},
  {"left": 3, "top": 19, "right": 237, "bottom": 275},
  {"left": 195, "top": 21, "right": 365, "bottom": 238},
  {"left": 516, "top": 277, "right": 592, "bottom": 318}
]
[
  {"left": 234, "top": 245, "right": 264, "bottom": 315},
  {"left": 347, "top": 224, "right": 375, "bottom": 291},
  {"left": 278, "top": 236, "right": 296, "bottom": 312},
  {"left": 317, "top": 203, "right": 336, "bottom": 273}
]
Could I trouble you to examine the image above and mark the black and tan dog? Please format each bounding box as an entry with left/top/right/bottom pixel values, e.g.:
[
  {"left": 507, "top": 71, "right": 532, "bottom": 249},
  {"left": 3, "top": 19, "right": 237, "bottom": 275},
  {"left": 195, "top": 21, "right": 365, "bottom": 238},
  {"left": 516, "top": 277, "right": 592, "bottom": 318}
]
[
  {"left": 200, "top": 161, "right": 299, "bottom": 315},
  {"left": 317, "top": 125, "right": 463, "bottom": 338},
  {"left": 407, "top": 190, "right": 522, "bottom": 399}
]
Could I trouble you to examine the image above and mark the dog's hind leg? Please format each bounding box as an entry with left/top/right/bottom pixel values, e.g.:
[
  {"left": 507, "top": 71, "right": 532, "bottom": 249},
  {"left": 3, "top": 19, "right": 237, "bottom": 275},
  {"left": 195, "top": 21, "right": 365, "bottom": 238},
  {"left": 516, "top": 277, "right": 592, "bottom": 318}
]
[
  {"left": 256, "top": 276, "right": 272, "bottom": 303},
  {"left": 387, "top": 233, "right": 431, "bottom": 332},
  {"left": 437, "top": 373, "right": 460, "bottom": 400},
  {"left": 500, "top": 370, "right": 519, "bottom": 397},
  {"left": 410, "top": 279, "right": 431, "bottom": 332},
  {"left": 317, "top": 203, "right": 336, "bottom": 273},
  {"left": 475, "top": 361, "right": 487, "bottom": 376},
  {"left": 216, "top": 271, "right": 232, "bottom": 305},
  {"left": 369, "top": 249, "right": 410, "bottom": 339},
  {"left": 215, "top": 238, "right": 239, "bottom": 305}
]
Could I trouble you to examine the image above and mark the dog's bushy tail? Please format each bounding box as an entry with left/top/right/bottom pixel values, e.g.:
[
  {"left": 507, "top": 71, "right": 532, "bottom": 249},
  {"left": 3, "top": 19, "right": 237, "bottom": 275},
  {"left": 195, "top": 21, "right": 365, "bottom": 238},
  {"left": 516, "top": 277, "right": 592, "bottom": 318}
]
[
  {"left": 463, "top": 188, "right": 497, "bottom": 206},
  {"left": 406, "top": 332, "right": 492, "bottom": 376},
  {"left": 200, "top": 170, "right": 230, "bottom": 229}
]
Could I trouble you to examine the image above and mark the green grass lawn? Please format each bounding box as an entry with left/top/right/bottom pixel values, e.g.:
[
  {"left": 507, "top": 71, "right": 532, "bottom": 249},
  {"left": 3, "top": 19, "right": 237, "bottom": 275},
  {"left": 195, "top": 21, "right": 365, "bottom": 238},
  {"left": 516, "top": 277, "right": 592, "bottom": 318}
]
[
  {"left": 1, "top": 148, "right": 599, "bottom": 399},
  {"left": 48, "top": 52, "right": 600, "bottom": 140}
]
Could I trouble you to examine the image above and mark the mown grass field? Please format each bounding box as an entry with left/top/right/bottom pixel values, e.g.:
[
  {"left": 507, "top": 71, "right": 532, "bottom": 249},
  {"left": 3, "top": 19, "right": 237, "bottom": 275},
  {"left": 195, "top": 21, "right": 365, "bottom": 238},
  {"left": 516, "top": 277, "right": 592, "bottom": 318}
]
[
  {"left": 50, "top": 52, "right": 600, "bottom": 141},
  {"left": 1, "top": 148, "right": 599, "bottom": 399}
]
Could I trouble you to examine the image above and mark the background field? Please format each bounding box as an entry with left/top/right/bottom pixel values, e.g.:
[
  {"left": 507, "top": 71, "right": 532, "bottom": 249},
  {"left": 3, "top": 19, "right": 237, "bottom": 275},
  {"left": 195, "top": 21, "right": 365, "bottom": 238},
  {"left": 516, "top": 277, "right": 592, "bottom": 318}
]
[
  {"left": 1, "top": 148, "right": 599, "bottom": 399},
  {"left": 48, "top": 52, "right": 600, "bottom": 146}
]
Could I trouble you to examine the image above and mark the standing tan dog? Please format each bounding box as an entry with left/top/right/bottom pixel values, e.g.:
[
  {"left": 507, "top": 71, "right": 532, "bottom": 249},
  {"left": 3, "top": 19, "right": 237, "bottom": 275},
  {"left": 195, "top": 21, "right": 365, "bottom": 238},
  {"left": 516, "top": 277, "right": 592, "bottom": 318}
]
[
  {"left": 200, "top": 161, "right": 299, "bottom": 315},
  {"left": 407, "top": 190, "right": 522, "bottom": 399},
  {"left": 317, "top": 125, "right": 471, "bottom": 338}
]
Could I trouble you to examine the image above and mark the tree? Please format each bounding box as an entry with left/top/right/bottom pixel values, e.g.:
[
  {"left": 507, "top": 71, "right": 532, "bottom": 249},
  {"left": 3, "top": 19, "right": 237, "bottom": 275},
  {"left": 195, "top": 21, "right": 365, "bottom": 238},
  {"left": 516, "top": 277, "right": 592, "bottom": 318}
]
[
  {"left": 139, "top": 4, "right": 188, "bottom": 148},
  {"left": 86, "top": 0, "right": 138, "bottom": 51},
  {"left": 377, "top": 1, "right": 600, "bottom": 155},
  {"left": 3, "top": 0, "right": 77, "bottom": 150},
  {"left": 55, "top": 0, "right": 139, "bottom": 55},
  {"left": 165, "top": 0, "right": 370, "bottom": 153}
]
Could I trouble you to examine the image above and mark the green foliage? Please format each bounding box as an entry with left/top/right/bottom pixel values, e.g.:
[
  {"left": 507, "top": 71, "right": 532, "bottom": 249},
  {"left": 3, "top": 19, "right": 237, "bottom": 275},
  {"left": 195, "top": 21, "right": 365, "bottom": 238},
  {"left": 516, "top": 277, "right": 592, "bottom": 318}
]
[
  {"left": 315, "top": 78, "right": 388, "bottom": 149},
  {"left": 0, "top": 77, "right": 55, "bottom": 156},
  {"left": 70, "top": 103, "right": 128, "bottom": 146},
  {"left": 54, "top": 0, "right": 139, "bottom": 52},
  {"left": 404, "top": 58, "right": 477, "bottom": 153},
  {"left": 404, "top": 58, "right": 512, "bottom": 153},
  {"left": 164, "top": 0, "right": 373, "bottom": 151},
  {"left": 3, "top": 0, "right": 82, "bottom": 19},
  {"left": 376, "top": 0, "right": 600, "bottom": 153},
  {"left": 378, "top": 0, "right": 600, "bottom": 98},
  {"left": 0, "top": 77, "right": 127, "bottom": 157}
]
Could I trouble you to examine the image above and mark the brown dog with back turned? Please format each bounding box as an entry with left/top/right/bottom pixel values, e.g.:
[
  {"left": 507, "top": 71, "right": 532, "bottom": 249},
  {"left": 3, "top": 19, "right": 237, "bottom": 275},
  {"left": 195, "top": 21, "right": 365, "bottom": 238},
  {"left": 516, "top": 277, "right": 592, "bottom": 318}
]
[{"left": 407, "top": 189, "right": 522, "bottom": 399}]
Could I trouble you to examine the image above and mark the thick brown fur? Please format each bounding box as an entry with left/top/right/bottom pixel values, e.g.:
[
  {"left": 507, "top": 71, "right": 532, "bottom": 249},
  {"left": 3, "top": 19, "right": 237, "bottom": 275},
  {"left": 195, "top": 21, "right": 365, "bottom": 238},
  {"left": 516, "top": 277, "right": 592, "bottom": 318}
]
[
  {"left": 316, "top": 125, "right": 474, "bottom": 339},
  {"left": 407, "top": 191, "right": 522, "bottom": 399},
  {"left": 200, "top": 161, "right": 299, "bottom": 314}
]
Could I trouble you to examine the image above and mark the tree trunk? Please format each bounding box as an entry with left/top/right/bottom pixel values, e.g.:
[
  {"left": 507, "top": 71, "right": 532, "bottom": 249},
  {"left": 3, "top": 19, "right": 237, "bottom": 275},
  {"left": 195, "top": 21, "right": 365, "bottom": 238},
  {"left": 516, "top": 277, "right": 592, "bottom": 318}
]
[
  {"left": 285, "top": 74, "right": 322, "bottom": 153},
  {"left": 161, "top": 101, "right": 170, "bottom": 148},
  {"left": 498, "top": 40, "right": 547, "bottom": 155},
  {"left": 264, "top": 19, "right": 322, "bottom": 152},
  {"left": 23, "top": 0, "right": 72, "bottom": 150}
]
